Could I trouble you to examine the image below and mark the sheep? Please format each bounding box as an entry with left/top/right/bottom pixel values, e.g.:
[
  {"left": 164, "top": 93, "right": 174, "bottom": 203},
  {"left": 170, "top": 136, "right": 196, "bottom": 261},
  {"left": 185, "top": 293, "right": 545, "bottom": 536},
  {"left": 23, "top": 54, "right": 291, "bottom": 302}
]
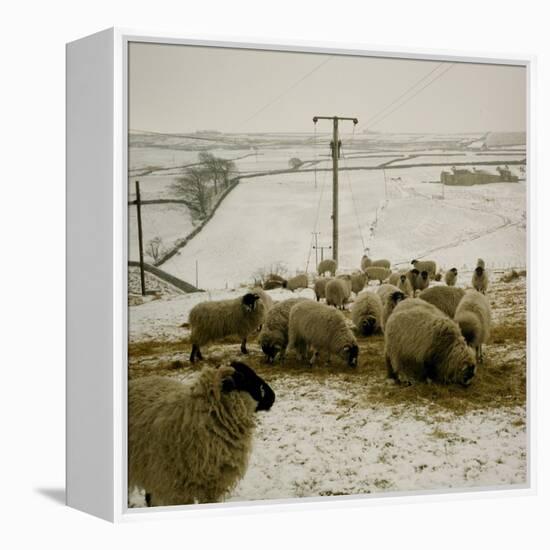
[
  {"left": 314, "top": 277, "right": 329, "bottom": 301},
  {"left": 388, "top": 272, "right": 401, "bottom": 286},
  {"left": 326, "top": 277, "right": 351, "bottom": 309},
  {"left": 365, "top": 266, "right": 391, "bottom": 285},
  {"left": 411, "top": 259, "right": 437, "bottom": 278},
  {"left": 454, "top": 289, "right": 491, "bottom": 364},
  {"left": 434, "top": 269, "right": 444, "bottom": 282},
  {"left": 263, "top": 279, "right": 284, "bottom": 290},
  {"left": 406, "top": 268, "right": 419, "bottom": 289},
  {"left": 476, "top": 258, "right": 485, "bottom": 270},
  {"left": 419, "top": 285, "right": 466, "bottom": 318},
  {"left": 361, "top": 254, "right": 391, "bottom": 270},
  {"left": 413, "top": 270, "right": 430, "bottom": 294},
  {"left": 283, "top": 273, "right": 309, "bottom": 291},
  {"left": 384, "top": 299, "right": 477, "bottom": 386},
  {"left": 351, "top": 291, "right": 383, "bottom": 336},
  {"left": 258, "top": 297, "right": 307, "bottom": 362},
  {"left": 128, "top": 362, "right": 275, "bottom": 506},
  {"left": 444, "top": 267, "right": 458, "bottom": 286},
  {"left": 472, "top": 266, "right": 489, "bottom": 294},
  {"left": 377, "top": 283, "right": 402, "bottom": 305},
  {"left": 318, "top": 258, "right": 337, "bottom": 276},
  {"left": 351, "top": 271, "right": 367, "bottom": 294},
  {"left": 189, "top": 292, "right": 266, "bottom": 362},
  {"left": 396, "top": 273, "right": 414, "bottom": 297},
  {"left": 287, "top": 300, "right": 359, "bottom": 367},
  {"left": 380, "top": 287, "right": 407, "bottom": 330},
  {"left": 251, "top": 287, "right": 273, "bottom": 312}
]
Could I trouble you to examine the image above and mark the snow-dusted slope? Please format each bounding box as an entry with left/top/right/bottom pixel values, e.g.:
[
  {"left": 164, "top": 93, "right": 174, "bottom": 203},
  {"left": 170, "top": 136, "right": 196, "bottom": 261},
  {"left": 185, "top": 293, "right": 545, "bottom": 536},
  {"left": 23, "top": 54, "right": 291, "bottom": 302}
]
[{"left": 161, "top": 165, "right": 526, "bottom": 289}]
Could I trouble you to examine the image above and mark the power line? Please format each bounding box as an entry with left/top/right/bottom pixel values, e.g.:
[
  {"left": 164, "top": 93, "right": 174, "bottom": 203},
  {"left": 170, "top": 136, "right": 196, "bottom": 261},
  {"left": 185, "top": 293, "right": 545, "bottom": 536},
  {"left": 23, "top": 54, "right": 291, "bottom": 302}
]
[
  {"left": 239, "top": 56, "right": 332, "bottom": 129},
  {"left": 358, "top": 62, "right": 446, "bottom": 130},
  {"left": 366, "top": 64, "right": 456, "bottom": 130}
]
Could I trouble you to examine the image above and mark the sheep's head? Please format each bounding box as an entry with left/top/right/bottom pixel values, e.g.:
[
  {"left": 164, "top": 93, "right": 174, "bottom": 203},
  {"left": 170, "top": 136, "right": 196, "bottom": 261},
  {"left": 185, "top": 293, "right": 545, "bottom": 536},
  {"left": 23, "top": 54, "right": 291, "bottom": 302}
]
[
  {"left": 399, "top": 274, "right": 406, "bottom": 283},
  {"left": 242, "top": 292, "right": 260, "bottom": 312},
  {"left": 258, "top": 332, "right": 280, "bottom": 363},
  {"left": 339, "top": 343, "right": 359, "bottom": 368},
  {"left": 390, "top": 290, "right": 406, "bottom": 305},
  {"left": 411, "top": 259, "right": 418, "bottom": 266},
  {"left": 410, "top": 268, "right": 420, "bottom": 276},
  {"left": 421, "top": 270, "right": 429, "bottom": 281},
  {"left": 451, "top": 267, "right": 458, "bottom": 274},
  {"left": 222, "top": 361, "right": 275, "bottom": 411},
  {"left": 475, "top": 266, "right": 484, "bottom": 276},
  {"left": 360, "top": 317, "right": 377, "bottom": 336}
]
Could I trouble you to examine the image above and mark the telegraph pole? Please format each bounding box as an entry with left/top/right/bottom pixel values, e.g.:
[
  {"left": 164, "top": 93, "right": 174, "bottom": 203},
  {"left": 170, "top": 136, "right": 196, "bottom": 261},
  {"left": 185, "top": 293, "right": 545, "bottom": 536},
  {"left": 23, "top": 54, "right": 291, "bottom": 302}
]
[
  {"left": 313, "top": 115, "right": 358, "bottom": 264},
  {"left": 135, "top": 180, "right": 146, "bottom": 296}
]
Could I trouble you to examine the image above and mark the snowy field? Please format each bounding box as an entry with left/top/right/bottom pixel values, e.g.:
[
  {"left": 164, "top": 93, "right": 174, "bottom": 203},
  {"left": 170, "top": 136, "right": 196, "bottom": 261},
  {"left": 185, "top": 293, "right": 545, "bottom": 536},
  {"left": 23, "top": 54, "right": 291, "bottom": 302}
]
[
  {"left": 127, "top": 131, "right": 527, "bottom": 507},
  {"left": 128, "top": 273, "right": 527, "bottom": 506}
]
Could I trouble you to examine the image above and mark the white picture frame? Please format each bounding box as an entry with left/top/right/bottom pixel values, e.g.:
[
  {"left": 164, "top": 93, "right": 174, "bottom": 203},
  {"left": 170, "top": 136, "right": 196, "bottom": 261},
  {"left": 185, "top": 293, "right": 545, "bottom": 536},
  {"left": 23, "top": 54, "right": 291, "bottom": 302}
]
[{"left": 66, "top": 27, "right": 535, "bottom": 522}]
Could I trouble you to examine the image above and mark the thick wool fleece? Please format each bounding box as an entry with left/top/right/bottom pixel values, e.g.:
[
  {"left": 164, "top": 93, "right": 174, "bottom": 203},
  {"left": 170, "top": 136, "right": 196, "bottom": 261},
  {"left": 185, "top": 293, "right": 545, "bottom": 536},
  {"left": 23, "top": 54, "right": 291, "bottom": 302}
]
[
  {"left": 128, "top": 366, "right": 257, "bottom": 506},
  {"left": 351, "top": 290, "right": 383, "bottom": 335},
  {"left": 384, "top": 299, "right": 476, "bottom": 385},
  {"left": 419, "top": 285, "right": 466, "bottom": 318}
]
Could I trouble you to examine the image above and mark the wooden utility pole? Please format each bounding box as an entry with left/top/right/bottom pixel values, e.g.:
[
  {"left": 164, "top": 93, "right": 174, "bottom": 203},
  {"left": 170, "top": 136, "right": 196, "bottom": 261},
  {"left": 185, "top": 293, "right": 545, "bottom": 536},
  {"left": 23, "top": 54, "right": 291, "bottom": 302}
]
[
  {"left": 135, "top": 181, "right": 146, "bottom": 296},
  {"left": 313, "top": 115, "right": 358, "bottom": 264}
]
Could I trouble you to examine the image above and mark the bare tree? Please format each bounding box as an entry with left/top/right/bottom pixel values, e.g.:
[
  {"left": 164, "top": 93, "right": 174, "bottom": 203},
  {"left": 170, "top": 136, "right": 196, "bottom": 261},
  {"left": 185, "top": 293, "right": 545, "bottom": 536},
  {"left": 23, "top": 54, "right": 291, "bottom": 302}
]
[
  {"left": 146, "top": 236, "right": 165, "bottom": 262},
  {"left": 289, "top": 157, "right": 303, "bottom": 170},
  {"left": 172, "top": 166, "right": 212, "bottom": 220}
]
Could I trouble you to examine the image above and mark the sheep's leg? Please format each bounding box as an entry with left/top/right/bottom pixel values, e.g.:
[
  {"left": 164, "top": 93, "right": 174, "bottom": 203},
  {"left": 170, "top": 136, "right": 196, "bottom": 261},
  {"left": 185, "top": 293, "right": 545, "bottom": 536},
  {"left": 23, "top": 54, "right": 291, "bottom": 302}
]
[
  {"left": 240, "top": 338, "right": 248, "bottom": 354},
  {"left": 190, "top": 344, "right": 202, "bottom": 363},
  {"left": 385, "top": 354, "right": 397, "bottom": 380},
  {"left": 309, "top": 349, "right": 319, "bottom": 367},
  {"left": 145, "top": 493, "right": 152, "bottom": 507}
]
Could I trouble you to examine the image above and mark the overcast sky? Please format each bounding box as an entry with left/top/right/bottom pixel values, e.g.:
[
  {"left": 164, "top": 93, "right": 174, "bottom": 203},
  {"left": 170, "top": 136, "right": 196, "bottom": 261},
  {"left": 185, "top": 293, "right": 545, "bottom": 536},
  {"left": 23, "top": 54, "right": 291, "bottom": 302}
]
[{"left": 129, "top": 42, "right": 526, "bottom": 135}]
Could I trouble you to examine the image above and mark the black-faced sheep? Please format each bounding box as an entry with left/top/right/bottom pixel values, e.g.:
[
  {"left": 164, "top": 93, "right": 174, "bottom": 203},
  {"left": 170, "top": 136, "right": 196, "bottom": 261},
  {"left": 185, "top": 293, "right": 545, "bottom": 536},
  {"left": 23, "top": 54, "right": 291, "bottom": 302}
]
[
  {"left": 258, "top": 297, "right": 307, "bottom": 362},
  {"left": 397, "top": 273, "right": 414, "bottom": 297},
  {"left": 454, "top": 289, "right": 491, "bottom": 363},
  {"left": 128, "top": 362, "right": 275, "bottom": 506},
  {"left": 351, "top": 291, "right": 383, "bottom": 336},
  {"left": 326, "top": 277, "right": 351, "bottom": 309},
  {"left": 378, "top": 286, "right": 407, "bottom": 330},
  {"left": 413, "top": 270, "right": 430, "bottom": 294},
  {"left": 365, "top": 266, "right": 391, "bottom": 285},
  {"left": 189, "top": 292, "right": 266, "bottom": 362},
  {"left": 252, "top": 287, "right": 274, "bottom": 312},
  {"left": 445, "top": 267, "right": 458, "bottom": 286},
  {"left": 419, "top": 285, "right": 466, "bottom": 318},
  {"left": 283, "top": 273, "right": 309, "bottom": 291},
  {"left": 361, "top": 254, "right": 391, "bottom": 270},
  {"left": 384, "top": 299, "right": 477, "bottom": 386},
  {"left": 287, "top": 300, "right": 359, "bottom": 367},
  {"left": 411, "top": 259, "right": 437, "bottom": 278},
  {"left": 318, "top": 258, "right": 337, "bottom": 276},
  {"left": 472, "top": 266, "right": 489, "bottom": 294}
]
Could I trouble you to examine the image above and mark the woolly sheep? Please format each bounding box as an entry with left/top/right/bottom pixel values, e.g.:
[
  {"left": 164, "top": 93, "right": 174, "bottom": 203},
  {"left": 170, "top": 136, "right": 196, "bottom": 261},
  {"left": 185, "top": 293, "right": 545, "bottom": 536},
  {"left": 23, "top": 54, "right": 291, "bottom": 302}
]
[
  {"left": 318, "top": 258, "right": 337, "bottom": 276},
  {"left": 454, "top": 289, "right": 491, "bottom": 364},
  {"left": 388, "top": 272, "right": 401, "bottom": 286},
  {"left": 314, "top": 277, "right": 329, "bottom": 301},
  {"left": 252, "top": 287, "right": 274, "bottom": 311},
  {"left": 445, "top": 267, "right": 458, "bottom": 286},
  {"left": 259, "top": 297, "right": 307, "bottom": 362},
  {"left": 384, "top": 299, "right": 477, "bottom": 386},
  {"left": 377, "top": 283, "right": 402, "bottom": 305},
  {"left": 411, "top": 259, "right": 437, "bottom": 277},
  {"left": 263, "top": 279, "right": 284, "bottom": 290},
  {"left": 419, "top": 285, "right": 466, "bottom": 318},
  {"left": 189, "top": 292, "right": 266, "bottom": 362},
  {"left": 128, "top": 362, "right": 275, "bottom": 506},
  {"left": 326, "top": 277, "right": 351, "bottom": 309},
  {"left": 351, "top": 291, "right": 383, "bottom": 336},
  {"left": 287, "top": 300, "right": 359, "bottom": 367},
  {"left": 396, "top": 273, "right": 414, "bottom": 297},
  {"left": 351, "top": 271, "right": 367, "bottom": 294},
  {"left": 380, "top": 286, "right": 407, "bottom": 330},
  {"left": 365, "top": 266, "right": 391, "bottom": 285},
  {"left": 472, "top": 266, "right": 489, "bottom": 294},
  {"left": 361, "top": 254, "right": 391, "bottom": 270},
  {"left": 283, "top": 273, "right": 309, "bottom": 291},
  {"left": 413, "top": 270, "right": 430, "bottom": 293}
]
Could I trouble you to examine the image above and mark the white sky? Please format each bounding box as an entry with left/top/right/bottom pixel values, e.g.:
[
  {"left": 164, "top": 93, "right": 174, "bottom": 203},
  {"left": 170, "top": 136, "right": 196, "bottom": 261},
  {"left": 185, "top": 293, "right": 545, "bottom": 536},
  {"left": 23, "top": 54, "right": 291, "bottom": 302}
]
[{"left": 129, "top": 42, "right": 526, "bottom": 135}]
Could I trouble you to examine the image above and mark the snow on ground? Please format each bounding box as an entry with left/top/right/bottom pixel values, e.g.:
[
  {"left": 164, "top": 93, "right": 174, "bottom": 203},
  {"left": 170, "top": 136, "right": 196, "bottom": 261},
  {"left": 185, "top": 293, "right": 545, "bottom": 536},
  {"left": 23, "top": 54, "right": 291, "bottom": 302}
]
[{"left": 128, "top": 275, "right": 527, "bottom": 506}]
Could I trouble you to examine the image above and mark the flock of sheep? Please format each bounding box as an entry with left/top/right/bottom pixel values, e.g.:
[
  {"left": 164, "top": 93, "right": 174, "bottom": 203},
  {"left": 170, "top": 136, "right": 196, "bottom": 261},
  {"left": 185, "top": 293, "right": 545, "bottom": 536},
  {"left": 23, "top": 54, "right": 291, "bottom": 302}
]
[{"left": 128, "top": 253, "right": 493, "bottom": 507}]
